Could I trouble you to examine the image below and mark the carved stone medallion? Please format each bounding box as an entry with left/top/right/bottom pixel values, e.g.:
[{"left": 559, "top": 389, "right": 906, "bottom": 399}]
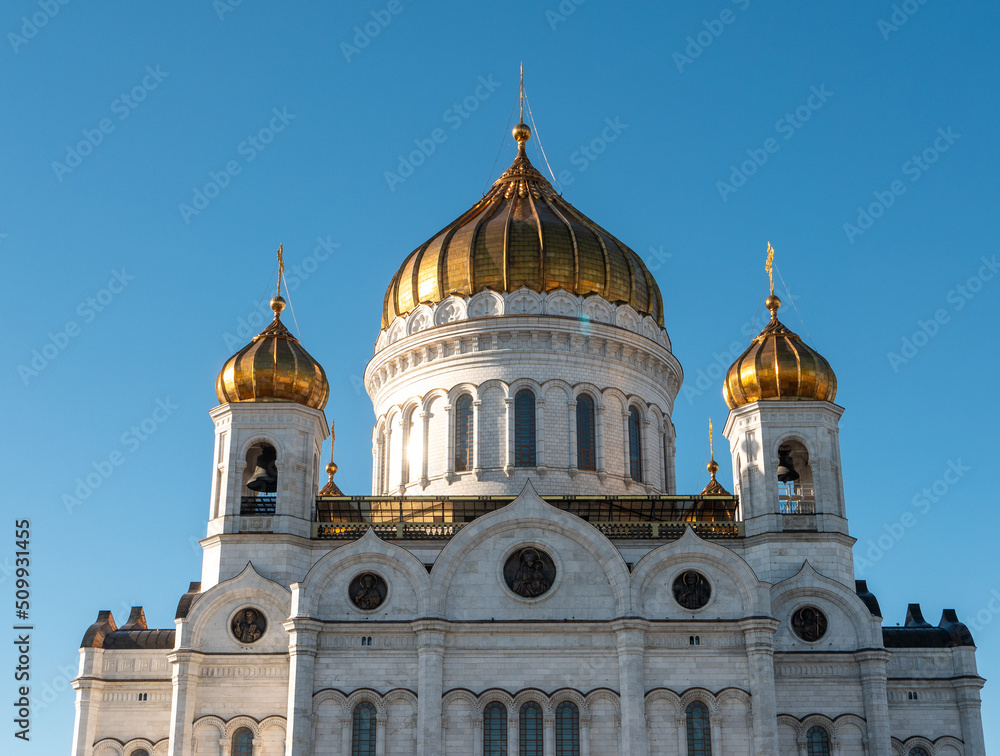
[
  {"left": 672, "top": 570, "right": 711, "bottom": 610},
  {"left": 231, "top": 607, "right": 266, "bottom": 644},
  {"left": 349, "top": 572, "right": 388, "bottom": 611},
  {"left": 791, "top": 605, "right": 828, "bottom": 642},
  {"left": 503, "top": 547, "right": 556, "bottom": 598}
]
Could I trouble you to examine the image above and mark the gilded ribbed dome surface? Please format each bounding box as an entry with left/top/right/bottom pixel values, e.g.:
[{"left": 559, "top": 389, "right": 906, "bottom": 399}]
[
  {"left": 216, "top": 296, "right": 329, "bottom": 410},
  {"left": 723, "top": 295, "right": 837, "bottom": 409},
  {"left": 381, "top": 125, "right": 664, "bottom": 329}
]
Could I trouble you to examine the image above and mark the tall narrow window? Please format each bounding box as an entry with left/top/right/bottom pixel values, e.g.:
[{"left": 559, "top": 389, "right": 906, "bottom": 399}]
[
  {"left": 519, "top": 701, "right": 543, "bottom": 756},
  {"left": 555, "top": 701, "right": 580, "bottom": 756},
  {"left": 628, "top": 406, "right": 643, "bottom": 481},
  {"left": 806, "top": 726, "right": 830, "bottom": 756},
  {"left": 231, "top": 727, "right": 254, "bottom": 756},
  {"left": 514, "top": 389, "right": 536, "bottom": 467},
  {"left": 685, "top": 701, "right": 711, "bottom": 756},
  {"left": 576, "top": 394, "right": 596, "bottom": 471},
  {"left": 455, "top": 394, "right": 474, "bottom": 472},
  {"left": 352, "top": 701, "right": 377, "bottom": 756},
  {"left": 484, "top": 701, "right": 507, "bottom": 756}
]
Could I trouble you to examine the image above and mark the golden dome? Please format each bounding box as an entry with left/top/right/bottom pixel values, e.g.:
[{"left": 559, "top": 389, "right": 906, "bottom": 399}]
[
  {"left": 381, "top": 122, "right": 664, "bottom": 329},
  {"left": 216, "top": 295, "right": 329, "bottom": 410},
  {"left": 723, "top": 294, "right": 837, "bottom": 409}
]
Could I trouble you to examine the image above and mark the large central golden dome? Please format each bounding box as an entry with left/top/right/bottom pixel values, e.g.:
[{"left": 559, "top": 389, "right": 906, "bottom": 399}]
[{"left": 381, "top": 124, "right": 663, "bottom": 329}]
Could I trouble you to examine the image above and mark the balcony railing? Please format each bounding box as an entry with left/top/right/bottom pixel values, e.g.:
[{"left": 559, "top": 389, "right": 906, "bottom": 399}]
[
  {"left": 312, "top": 494, "right": 741, "bottom": 541},
  {"left": 240, "top": 496, "right": 276, "bottom": 516},
  {"left": 778, "top": 485, "right": 815, "bottom": 515}
]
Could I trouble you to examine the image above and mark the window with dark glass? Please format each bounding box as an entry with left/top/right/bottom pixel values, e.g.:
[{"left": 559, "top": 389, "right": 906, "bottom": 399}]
[
  {"left": 231, "top": 727, "right": 254, "bottom": 756},
  {"left": 576, "top": 394, "right": 596, "bottom": 470},
  {"left": 455, "top": 394, "right": 474, "bottom": 472},
  {"left": 628, "top": 406, "right": 643, "bottom": 481},
  {"left": 352, "top": 701, "right": 377, "bottom": 756},
  {"left": 685, "top": 701, "right": 711, "bottom": 756},
  {"left": 555, "top": 700, "right": 580, "bottom": 756},
  {"left": 484, "top": 701, "right": 508, "bottom": 756},
  {"left": 806, "top": 726, "right": 831, "bottom": 756},
  {"left": 131, "top": 751, "right": 150, "bottom": 756},
  {"left": 514, "top": 389, "right": 536, "bottom": 467},
  {"left": 519, "top": 701, "right": 543, "bottom": 756},
  {"left": 908, "top": 749, "right": 929, "bottom": 756}
]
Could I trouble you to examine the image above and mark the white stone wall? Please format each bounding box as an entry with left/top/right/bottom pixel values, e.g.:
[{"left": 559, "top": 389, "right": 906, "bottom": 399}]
[{"left": 365, "top": 289, "right": 682, "bottom": 498}]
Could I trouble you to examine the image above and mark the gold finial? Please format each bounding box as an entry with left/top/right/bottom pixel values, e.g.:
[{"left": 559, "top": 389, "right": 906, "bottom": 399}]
[
  {"left": 707, "top": 418, "right": 719, "bottom": 480},
  {"left": 512, "top": 63, "right": 531, "bottom": 152},
  {"left": 326, "top": 421, "right": 337, "bottom": 479},
  {"left": 270, "top": 244, "right": 287, "bottom": 317},
  {"left": 764, "top": 241, "right": 781, "bottom": 320}
]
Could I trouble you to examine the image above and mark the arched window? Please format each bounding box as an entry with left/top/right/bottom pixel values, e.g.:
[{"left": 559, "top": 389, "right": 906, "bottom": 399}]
[
  {"left": 628, "top": 406, "right": 643, "bottom": 481},
  {"left": 555, "top": 700, "right": 580, "bottom": 756},
  {"left": 352, "top": 701, "right": 377, "bottom": 756},
  {"left": 685, "top": 701, "right": 711, "bottom": 755},
  {"left": 455, "top": 394, "right": 474, "bottom": 472},
  {"left": 514, "top": 389, "right": 536, "bottom": 467},
  {"left": 908, "top": 749, "right": 929, "bottom": 756},
  {"left": 519, "top": 701, "right": 543, "bottom": 756},
  {"left": 576, "top": 394, "right": 596, "bottom": 471},
  {"left": 231, "top": 727, "right": 254, "bottom": 756},
  {"left": 131, "top": 750, "right": 150, "bottom": 756},
  {"left": 806, "top": 726, "right": 830, "bottom": 756},
  {"left": 484, "top": 701, "right": 507, "bottom": 756}
]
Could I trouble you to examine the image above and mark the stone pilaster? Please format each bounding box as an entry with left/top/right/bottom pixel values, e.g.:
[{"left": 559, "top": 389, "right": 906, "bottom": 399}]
[
  {"left": 167, "top": 650, "right": 200, "bottom": 756},
  {"left": 413, "top": 619, "right": 447, "bottom": 756},
  {"left": 855, "top": 649, "right": 891, "bottom": 756},
  {"left": 284, "top": 618, "right": 322, "bottom": 756},
  {"left": 739, "top": 617, "right": 780, "bottom": 756},
  {"left": 612, "top": 618, "right": 649, "bottom": 756}
]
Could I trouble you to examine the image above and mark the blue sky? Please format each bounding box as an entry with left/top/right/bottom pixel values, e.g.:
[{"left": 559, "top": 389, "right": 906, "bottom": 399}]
[{"left": 3, "top": 0, "right": 999, "bottom": 751}]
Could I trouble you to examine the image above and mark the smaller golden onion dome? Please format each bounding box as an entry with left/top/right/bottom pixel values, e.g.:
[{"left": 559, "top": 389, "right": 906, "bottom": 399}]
[
  {"left": 723, "top": 294, "right": 837, "bottom": 410},
  {"left": 216, "top": 295, "right": 330, "bottom": 410}
]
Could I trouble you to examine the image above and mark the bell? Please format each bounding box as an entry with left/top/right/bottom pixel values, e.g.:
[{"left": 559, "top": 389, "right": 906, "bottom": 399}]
[
  {"left": 776, "top": 447, "right": 799, "bottom": 483},
  {"left": 246, "top": 447, "right": 278, "bottom": 493}
]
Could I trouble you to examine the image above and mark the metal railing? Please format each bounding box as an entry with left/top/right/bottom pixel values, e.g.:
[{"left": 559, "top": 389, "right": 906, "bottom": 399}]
[{"left": 240, "top": 496, "right": 276, "bottom": 516}]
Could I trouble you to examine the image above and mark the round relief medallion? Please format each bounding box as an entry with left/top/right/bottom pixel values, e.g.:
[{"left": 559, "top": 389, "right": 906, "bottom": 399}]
[
  {"left": 503, "top": 547, "right": 556, "bottom": 599},
  {"left": 349, "top": 572, "right": 388, "bottom": 611},
  {"left": 672, "top": 570, "right": 711, "bottom": 610},
  {"left": 231, "top": 607, "right": 267, "bottom": 644},
  {"left": 791, "top": 605, "right": 828, "bottom": 642}
]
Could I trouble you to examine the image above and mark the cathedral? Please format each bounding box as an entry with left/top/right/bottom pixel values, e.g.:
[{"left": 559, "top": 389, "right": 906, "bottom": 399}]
[{"left": 70, "top": 114, "right": 986, "bottom": 756}]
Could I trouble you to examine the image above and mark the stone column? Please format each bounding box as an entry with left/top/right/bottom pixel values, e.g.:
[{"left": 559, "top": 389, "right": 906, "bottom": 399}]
[
  {"left": 471, "top": 401, "right": 481, "bottom": 476},
  {"left": 739, "top": 618, "right": 780, "bottom": 756},
  {"left": 504, "top": 397, "right": 514, "bottom": 475},
  {"left": 220, "top": 738, "right": 232, "bottom": 756},
  {"left": 796, "top": 735, "right": 808, "bottom": 756},
  {"left": 710, "top": 712, "right": 723, "bottom": 753},
  {"left": 414, "top": 620, "right": 447, "bottom": 756},
  {"left": 167, "top": 651, "right": 199, "bottom": 756},
  {"left": 543, "top": 712, "right": 556, "bottom": 754},
  {"left": 595, "top": 406, "right": 606, "bottom": 480},
  {"left": 580, "top": 713, "right": 592, "bottom": 756},
  {"left": 375, "top": 713, "right": 387, "bottom": 756},
  {"left": 418, "top": 410, "right": 431, "bottom": 486},
  {"left": 473, "top": 714, "right": 484, "bottom": 756},
  {"left": 621, "top": 410, "right": 631, "bottom": 479},
  {"left": 70, "top": 674, "right": 104, "bottom": 756},
  {"left": 568, "top": 399, "right": 578, "bottom": 471},
  {"left": 612, "top": 619, "right": 649, "bottom": 756},
  {"left": 285, "top": 619, "right": 322, "bottom": 756},
  {"left": 954, "top": 679, "right": 988, "bottom": 755},
  {"left": 675, "top": 714, "right": 687, "bottom": 754},
  {"left": 340, "top": 713, "right": 352, "bottom": 756},
  {"left": 855, "top": 650, "right": 892, "bottom": 756},
  {"left": 507, "top": 713, "right": 519, "bottom": 756}
]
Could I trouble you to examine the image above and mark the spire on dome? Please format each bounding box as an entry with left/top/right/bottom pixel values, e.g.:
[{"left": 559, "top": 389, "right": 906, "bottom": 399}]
[
  {"left": 319, "top": 420, "right": 344, "bottom": 495},
  {"left": 700, "top": 418, "right": 730, "bottom": 496}
]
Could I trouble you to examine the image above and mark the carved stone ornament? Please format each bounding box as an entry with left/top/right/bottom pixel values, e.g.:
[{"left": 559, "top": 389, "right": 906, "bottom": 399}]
[
  {"left": 349, "top": 572, "right": 388, "bottom": 611},
  {"left": 504, "top": 547, "right": 556, "bottom": 598},
  {"left": 791, "top": 605, "right": 828, "bottom": 642},
  {"left": 230, "top": 607, "right": 267, "bottom": 644},
  {"left": 672, "top": 570, "right": 712, "bottom": 610}
]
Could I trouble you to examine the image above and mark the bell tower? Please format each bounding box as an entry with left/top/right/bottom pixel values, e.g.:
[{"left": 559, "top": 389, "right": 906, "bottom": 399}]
[
  {"left": 721, "top": 246, "right": 851, "bottom": 585},
  {"left": 202, "top": 246, "right": 331, "bottom": 588}
]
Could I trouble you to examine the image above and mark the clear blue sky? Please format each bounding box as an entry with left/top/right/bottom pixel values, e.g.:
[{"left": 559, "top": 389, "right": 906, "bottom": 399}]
[{"left": 3, "top": 0, "right": 998, "bottom": 751}]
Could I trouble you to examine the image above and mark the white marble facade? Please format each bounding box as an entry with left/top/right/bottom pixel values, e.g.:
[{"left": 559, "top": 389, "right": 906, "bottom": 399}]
[{"left": 71, "top": 286, "right": 986, "bottom": 756}]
